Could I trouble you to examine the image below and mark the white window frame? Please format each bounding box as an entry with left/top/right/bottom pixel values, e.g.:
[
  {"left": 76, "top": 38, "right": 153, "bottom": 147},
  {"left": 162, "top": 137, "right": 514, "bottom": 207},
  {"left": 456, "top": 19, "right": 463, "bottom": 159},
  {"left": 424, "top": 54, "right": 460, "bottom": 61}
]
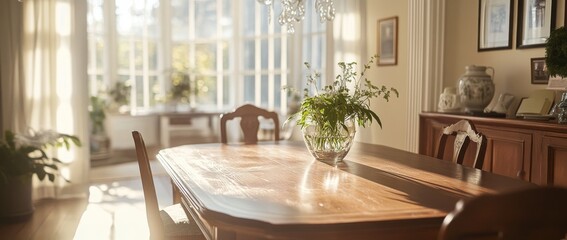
[{"left": 87, "top": 0, "right": 327, "bottom": 115}]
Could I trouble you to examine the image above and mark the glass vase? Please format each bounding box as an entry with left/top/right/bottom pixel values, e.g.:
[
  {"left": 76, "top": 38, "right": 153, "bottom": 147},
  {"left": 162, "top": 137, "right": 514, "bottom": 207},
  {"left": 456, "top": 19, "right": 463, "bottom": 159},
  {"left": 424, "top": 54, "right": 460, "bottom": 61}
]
[
  {"left": 302, "top": 118, "right": 356, "bottom": 163},
  {"left": 558, "top": 93, "right": 567, "bottom": 124}
]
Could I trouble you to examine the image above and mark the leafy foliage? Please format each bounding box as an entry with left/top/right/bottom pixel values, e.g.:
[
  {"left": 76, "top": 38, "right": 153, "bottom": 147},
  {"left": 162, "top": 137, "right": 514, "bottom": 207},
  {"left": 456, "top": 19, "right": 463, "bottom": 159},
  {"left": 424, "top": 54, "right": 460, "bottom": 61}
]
[
  {"left": 167, "top": 70, "right": 192, "bottom": 103},
  {"left": 288, "top": 55, "right": 399, "bottom": 133},
  {"left": 89, "top": 96, "right": 107, "bottom": 135},
  {"left": 0, "top": 130, "right": 81, "bottom": 184},
  {"left": 109, "top": 81, "right": 131, "bottom": 106},
  {"left": 545, "top": 26, "right": 567, "bottom": 78}
]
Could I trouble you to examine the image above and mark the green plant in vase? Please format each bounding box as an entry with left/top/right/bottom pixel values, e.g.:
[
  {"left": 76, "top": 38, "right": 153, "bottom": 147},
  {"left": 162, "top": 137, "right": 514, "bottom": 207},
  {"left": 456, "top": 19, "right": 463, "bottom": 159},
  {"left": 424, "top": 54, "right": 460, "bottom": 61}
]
[
  {"left": 167, "top": 70, "right": 192, "bottom": 104},
  {"left": 288, "top": 55, "right": 398, "bottom": 162},
  {"left": 108, "top": 81, "right": 131, "bottom": 113}
]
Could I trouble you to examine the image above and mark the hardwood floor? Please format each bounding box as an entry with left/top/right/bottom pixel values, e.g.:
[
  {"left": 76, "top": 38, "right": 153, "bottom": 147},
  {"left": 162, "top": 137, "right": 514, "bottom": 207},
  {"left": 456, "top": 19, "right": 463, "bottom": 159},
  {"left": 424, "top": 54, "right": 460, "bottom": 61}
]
[
  {"left": 0, "top": 198, "right": 88, "bottom": 240},
  {"left": 0, "top": 161, "right": 173, "bottom": 240},
  {"left": 0, "top": 132, "right": 217, "bottom": 240}
]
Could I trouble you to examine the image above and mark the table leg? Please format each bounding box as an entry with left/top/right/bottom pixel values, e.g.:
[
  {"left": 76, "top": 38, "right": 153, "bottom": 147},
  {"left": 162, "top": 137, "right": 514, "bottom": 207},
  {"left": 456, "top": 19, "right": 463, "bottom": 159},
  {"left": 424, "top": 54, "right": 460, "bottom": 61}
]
[
  {"left": 215, "top": 228, "right": 236, "bottom": 240},
  {"left": 172, "top": 180, "right": 182, "bottom": 204},
  {"left": 208, "top": 115, "right": 214, "bottom": 134},
  {"left": 160, "top": 115, "right": 170, "bottom": 147}
]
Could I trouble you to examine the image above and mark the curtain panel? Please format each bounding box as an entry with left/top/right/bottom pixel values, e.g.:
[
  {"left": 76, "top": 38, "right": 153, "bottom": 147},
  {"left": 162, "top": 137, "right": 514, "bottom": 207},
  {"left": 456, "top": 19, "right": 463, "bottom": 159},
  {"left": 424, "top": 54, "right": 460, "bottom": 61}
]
[
  {"left": 330, "top": 0, "right": 368, "bottom": 68},
  {"left": 1, "top": 0, "right": 91, "bottom": 200},
  {"left": 0, "top": 1, "right": 27, "bottom": 134}
]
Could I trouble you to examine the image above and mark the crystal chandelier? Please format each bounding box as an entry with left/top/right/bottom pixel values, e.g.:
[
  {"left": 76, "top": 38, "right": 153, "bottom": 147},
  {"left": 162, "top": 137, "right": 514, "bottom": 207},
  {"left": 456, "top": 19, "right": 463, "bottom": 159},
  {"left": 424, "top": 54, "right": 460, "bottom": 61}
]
[{"left": 256, "top": 0, "right": 335, "bottom": 33}]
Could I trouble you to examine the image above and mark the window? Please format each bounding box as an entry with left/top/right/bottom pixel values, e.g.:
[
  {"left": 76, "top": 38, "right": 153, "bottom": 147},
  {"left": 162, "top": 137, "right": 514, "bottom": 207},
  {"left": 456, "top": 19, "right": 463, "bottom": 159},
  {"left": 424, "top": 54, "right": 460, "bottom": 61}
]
[
  {"left": 87, "top": 0, "right": 105, "bottom": 97},
  {"left": 87, "top": 0, "right": 327, "bottom": 114}
]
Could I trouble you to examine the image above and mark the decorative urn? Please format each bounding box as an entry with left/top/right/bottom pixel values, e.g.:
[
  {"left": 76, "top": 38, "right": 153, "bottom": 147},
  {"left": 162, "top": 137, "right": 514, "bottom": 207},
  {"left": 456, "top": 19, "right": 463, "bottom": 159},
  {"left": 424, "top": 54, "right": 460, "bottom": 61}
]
[{"left": 458, "top": 65, "right": 495, "bottom": 112}]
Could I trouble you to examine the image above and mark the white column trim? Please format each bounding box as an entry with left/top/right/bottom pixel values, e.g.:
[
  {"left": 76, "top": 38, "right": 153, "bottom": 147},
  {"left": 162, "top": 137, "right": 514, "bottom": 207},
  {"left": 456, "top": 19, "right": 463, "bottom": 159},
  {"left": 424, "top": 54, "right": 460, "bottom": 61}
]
[{"left": 407, "top": 0, "right": 445, "bottom": 152}]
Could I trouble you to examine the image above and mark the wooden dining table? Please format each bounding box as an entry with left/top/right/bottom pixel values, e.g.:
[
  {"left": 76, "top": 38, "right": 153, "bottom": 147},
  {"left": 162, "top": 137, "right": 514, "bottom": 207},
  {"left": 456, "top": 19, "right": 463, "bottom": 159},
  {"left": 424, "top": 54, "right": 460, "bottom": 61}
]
[{"left": 156, "top": 141, "right": 535, "bottom": 240}]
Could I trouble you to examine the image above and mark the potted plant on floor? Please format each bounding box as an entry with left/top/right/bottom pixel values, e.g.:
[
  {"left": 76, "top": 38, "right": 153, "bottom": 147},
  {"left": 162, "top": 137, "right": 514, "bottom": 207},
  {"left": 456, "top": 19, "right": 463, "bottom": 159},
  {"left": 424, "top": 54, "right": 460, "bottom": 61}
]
[
  {"left": 0, "top": 129, "right": 81, "bottom": 222},
  {"left": 288, "top": 55, "right": 398, "bottom": 163},
  {"left": 89, "top": 95, "right": 111, "bottom": 160}
]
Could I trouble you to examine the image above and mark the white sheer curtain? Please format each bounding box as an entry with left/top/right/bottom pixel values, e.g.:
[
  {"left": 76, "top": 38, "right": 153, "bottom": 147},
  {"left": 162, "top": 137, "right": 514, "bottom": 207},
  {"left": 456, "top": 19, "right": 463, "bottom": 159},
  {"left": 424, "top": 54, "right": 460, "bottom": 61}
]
[
  {"left": 21, "top": 0, "right": 89, "bottom": 200},
  {"left": 328, "top": 0, "right": 367, "bottom": 74}
]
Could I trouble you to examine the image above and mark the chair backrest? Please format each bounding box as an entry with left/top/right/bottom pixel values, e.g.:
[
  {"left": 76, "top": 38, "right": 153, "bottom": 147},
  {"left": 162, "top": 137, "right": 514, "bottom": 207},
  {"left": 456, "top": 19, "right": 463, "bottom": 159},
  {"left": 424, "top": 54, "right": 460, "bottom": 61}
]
[
  {"left": 132, "top": 131, "right": 165, "bottom": 239},
  {"left": 436, "top": 120, "right": 487, "bottom": 169},
  {"left": 220, "top": 104, "right": 280, "bottom": 144},
  {"left": 438, "top": 186, "right": 567, "bottom": 240}
]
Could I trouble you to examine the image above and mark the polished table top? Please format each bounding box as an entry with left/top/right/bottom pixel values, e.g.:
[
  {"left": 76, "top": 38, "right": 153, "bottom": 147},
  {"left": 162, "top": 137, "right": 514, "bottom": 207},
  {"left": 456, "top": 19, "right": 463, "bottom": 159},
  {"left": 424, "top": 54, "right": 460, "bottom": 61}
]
[{"left": 157, "top": 141, "right": 535, "bottom": 239}]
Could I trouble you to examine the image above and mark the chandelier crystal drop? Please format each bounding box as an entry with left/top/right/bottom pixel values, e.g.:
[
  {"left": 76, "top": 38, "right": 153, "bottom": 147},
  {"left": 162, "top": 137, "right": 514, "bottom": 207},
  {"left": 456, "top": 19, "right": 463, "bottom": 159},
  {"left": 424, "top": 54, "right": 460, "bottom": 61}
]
[
  {"left": 256, "top": 0, "right": 335, "bottom": 33},
  {"left": 315, "top": 0, "right": 335, "bottom": 22}
]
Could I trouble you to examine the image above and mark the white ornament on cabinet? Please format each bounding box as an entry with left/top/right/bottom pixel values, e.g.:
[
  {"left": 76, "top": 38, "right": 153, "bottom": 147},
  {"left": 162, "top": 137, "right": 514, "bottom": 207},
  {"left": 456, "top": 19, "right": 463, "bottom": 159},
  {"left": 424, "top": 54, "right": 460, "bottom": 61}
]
[{"left": 438, "top": 87, "right": 461, "bottom": 112}]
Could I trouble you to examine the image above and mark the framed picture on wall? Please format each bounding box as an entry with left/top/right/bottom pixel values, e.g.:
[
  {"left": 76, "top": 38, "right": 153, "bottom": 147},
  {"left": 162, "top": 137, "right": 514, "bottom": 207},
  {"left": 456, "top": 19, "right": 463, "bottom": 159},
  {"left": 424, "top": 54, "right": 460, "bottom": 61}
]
[
  {"left": 517, "top": 0, "right": 556, "bottom": 49},
  {"left": 530, "top": 57, "right": 549, "bottom": 84},
  {"left": 377, "top": 16, "right": 398, "bottom": 66},
  {"left": 478, "top": 0, "right": 514, "bottom": 51}
]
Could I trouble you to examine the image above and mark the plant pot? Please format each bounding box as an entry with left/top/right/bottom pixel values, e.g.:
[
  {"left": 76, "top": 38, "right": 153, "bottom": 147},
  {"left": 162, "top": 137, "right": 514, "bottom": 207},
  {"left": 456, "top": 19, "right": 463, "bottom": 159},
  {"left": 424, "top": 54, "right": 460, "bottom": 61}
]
[
  {"left": 90, "top": 134, "right": 111, "bottom": 160},
  {"left": 302, "top": 118, "right": 356, "bottom": 163},
  {"left": 0, "top": 174, "right": 34, "bottom": 222}
]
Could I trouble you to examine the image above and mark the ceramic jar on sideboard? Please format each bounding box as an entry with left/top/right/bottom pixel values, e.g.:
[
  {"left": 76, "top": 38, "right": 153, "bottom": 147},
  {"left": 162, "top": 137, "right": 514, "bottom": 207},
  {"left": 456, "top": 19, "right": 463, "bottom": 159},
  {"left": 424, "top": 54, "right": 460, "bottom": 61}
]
[
  {"left": 438, "top": 87, "right": 461, "bottom": 112},
  {"left": 458, "top": 65, "right": 495, "bottom": 113}
]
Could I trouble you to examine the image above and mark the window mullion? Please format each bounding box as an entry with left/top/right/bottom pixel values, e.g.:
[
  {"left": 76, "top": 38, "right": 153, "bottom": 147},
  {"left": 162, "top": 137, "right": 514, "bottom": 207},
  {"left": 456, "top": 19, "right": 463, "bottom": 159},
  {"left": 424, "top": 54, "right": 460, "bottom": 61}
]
[
  {"left": 216, "top": 0, "right": 223, "bottom": 108},
  {"left": 143, "top": 4, "right": 150, "bottom": 109},
  {"left": 189, "top": 0, "right": 196, "bottom": 106},
  {"left": 254, "top": 3, "right": 261, "bottom": 106},
  {"left": 311, "top": 19, "right": 318, "bottom": 80},
  {"left": 129, "top": 37, "right": 136, "bottom": 112},
  {"left": 232, "top": 0, "right": 241, "bottom": 107},
  {"left": 324, "top": 21, "right": 334, "bottom": 88},
  {"left": 160, "top": 0, "right": 172, "bottom": 107},
  {"left": 268, "top": 11, "right": 274, "bottom": 110},
  {"left": 87, "top": 35, "right": 98, "bottom": 96},
  {"left": 105, "top": 0, "right": 117, "bottom": 91},
  {"left": 281, "top": 33, "right": 288, "bottom": 115}
]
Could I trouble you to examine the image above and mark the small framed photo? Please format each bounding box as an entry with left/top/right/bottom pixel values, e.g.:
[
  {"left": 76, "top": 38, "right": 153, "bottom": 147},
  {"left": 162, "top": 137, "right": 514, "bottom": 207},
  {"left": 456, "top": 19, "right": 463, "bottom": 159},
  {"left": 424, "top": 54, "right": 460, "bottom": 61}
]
[
  {"left": 517, "top": 0, "right": 556, "bottom": 49},
  {"left": 530, "top": 57, "right": 549, "bottom": 84},
  {"left": 377, "top": 16, "right": 398, "bottom": 66},
  {"left": 478, "top": 0, "right": 514, "bottom": 51}
]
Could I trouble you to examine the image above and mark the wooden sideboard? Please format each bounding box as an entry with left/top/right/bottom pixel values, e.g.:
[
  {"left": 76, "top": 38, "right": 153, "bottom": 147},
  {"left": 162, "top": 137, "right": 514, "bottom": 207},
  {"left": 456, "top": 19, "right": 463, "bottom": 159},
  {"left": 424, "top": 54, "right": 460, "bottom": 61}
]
[{"left": 419, "top": 112, "right": 567, "bottom": 187}]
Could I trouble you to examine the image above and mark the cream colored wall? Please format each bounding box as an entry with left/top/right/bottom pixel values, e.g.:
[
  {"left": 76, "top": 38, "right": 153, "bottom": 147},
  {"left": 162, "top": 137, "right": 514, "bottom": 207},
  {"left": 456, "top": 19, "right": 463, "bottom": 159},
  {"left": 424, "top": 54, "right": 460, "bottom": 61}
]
[
  {"left": 357, "top": 0, "right": 566, "bottom": 150},
  {"left": 358, "top": 1, "right": 409, "bottom": 150},
  {"left": 445, "top": 0, "right": 566, "bottom": 109}
]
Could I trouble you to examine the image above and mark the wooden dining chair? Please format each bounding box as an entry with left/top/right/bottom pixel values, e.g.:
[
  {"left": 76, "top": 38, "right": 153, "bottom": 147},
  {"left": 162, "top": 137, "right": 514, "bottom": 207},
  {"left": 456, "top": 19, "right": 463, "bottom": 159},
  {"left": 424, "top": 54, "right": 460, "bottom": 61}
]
[
  {"left": 436, "top": 119, "right": 487, "bottom": 169},
  {"left": 220, "top": 104, "right": 280, "bottom": 144},
  {"left": 438, "top": 186, "right": 567, "bottom": 240},
  {"left": 132, "top": 131, "right": 204, "bottom": 240}
]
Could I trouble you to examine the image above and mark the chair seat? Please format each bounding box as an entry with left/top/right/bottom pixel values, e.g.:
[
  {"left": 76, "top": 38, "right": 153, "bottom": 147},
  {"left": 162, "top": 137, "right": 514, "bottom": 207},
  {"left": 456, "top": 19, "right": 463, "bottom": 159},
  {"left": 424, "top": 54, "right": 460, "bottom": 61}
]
[{"left": 159, "top": 204, "right": 203, "bottom": 237}]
